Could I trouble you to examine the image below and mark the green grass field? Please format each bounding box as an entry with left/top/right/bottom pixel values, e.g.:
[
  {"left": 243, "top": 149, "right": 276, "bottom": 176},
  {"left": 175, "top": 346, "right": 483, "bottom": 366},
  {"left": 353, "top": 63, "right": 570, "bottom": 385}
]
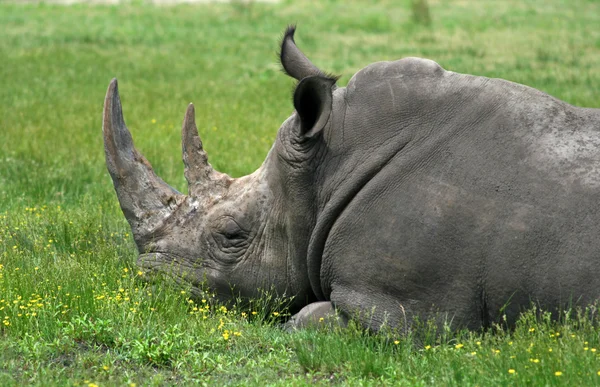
[{"left": 1, "top": 0, "right": 600, "bottom": 385}]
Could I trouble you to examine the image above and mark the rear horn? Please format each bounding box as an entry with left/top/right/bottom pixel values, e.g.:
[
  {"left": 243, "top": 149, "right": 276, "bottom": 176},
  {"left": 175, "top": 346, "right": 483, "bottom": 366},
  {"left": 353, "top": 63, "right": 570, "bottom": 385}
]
[{"left": 181, "top": 103, "right": 231, "bottom": 197}]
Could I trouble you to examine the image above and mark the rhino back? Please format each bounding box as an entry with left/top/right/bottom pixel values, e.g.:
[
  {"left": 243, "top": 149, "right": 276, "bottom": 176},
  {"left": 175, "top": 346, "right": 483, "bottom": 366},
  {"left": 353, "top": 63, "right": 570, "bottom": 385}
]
[{"left": 312, "top": 58, "right": 600, "bottom": 329}]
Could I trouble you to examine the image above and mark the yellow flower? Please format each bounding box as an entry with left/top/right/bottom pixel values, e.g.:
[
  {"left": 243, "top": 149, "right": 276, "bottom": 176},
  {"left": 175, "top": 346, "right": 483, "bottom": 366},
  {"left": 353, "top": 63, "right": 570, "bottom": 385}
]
[
  {"left": 592, "top": 348, "right": 597, "bottom": 352},
  {"left": 470, "top": 351, "right": 477, "bottom": 356},
  {"left": 102, "top": 365, "right": 109, "bottom": 371},
  {"left": 222, "top": 332, "right": 230, "bottom": 340},
  {"left": 424, "top": 345, "right": 431, "bottom": 350},
  {"left": 393, "top": 340, "right": 400, "bottom": 345},
  {"left": 137, "top": 271, "right": 143, "bottom": 276},
  {"left": 272, "top": 312, "right": 280, "bottom": 317},
  {"left": 151, "top": 119, "right": 157, "bottom": 124},
  {"left": 529, "top": 327, "right": 535, "bottom": 332},
  {"left": 548, "top": 348, "right": 553, "bottom": 352},
  {"left": 597, "top": 371, "right": 600, "bottom": 376},
  {"left": 554, "top": 371, "right": 563, "bottom": 376},
  {"left": 585, "top": 347, "right": 589, "bottom": 351},
  {"left": 455, "top": 343, "right": 464, "bottom": 349},
  {"left": 476, "top": 341, "right": 481, "bottom": 346},
  {"left": 508, "top": 369, "right": 516, "bottom": 374},
  {"left": 123, "top": 268, "right": 129, "bottom": 273},
  {"left": 530, "top": 358, "right": 540, "bottom": 363}
]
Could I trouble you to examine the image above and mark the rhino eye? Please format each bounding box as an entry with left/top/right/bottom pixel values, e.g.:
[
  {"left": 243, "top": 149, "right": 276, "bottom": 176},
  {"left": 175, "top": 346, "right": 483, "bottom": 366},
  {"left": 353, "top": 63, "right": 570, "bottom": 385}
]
[
  {"left": 212, "top": 216, "right": 249, "bottom": 255},
  {"left": 222, "top": 227, "right": 244, "bottom": 241},
  {"left": 220, "top": 218, "right": 245, "bottom": 240}
]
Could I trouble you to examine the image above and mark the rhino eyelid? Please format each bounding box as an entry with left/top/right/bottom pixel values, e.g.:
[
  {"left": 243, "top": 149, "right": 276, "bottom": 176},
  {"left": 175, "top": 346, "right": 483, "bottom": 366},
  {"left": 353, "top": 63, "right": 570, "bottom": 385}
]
[
  {"left": 211, "top": 225, "right": 248, "bottom": 248},
  {"left": 217, "top": 231, "right": 247, "bottom": 242},
  {"left": 215, "top": 216, "right": 249, "bottom": 234}
]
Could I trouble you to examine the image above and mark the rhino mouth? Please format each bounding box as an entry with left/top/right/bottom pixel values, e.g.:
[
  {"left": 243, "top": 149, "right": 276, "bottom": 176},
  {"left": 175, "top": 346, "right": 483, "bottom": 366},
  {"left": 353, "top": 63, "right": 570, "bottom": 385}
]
[{"left": 137, "top": 252, "right": 207, "bottom": 298}]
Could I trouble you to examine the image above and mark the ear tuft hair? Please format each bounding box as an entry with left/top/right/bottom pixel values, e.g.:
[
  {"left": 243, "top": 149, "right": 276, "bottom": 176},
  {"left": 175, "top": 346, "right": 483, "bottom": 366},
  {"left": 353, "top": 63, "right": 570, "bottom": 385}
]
[{"left": 278, "top": 25, "right": 339, "bottom": 82}]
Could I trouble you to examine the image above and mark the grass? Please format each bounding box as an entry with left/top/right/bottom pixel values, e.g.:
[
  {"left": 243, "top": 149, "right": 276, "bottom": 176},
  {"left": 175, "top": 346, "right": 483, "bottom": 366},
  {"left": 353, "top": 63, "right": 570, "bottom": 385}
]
[{"left": 1, "top": 0, "right": 600, "bottom": 385}]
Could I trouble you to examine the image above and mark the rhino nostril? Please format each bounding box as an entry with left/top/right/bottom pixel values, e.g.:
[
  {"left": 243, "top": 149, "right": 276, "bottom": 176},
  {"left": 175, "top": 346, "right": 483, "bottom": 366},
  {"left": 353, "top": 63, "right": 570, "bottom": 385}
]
[{"left": 136, "top": 253, "right": 164, "bottom": 270}]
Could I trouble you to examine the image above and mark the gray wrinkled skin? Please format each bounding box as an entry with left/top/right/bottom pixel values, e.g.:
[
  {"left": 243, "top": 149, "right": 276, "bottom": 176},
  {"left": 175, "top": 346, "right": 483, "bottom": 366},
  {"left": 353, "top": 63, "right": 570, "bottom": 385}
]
[{"left": 103, "top": 26, "right": 600, "bottom": 332}]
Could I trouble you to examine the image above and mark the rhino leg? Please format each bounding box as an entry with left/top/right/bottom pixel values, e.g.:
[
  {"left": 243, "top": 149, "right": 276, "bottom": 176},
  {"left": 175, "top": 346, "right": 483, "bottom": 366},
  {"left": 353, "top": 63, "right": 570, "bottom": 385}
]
[
  {"left": 284, "top": 301, "right": 348, "bottom": 331},
  {"left": 329, "top": 286, "right": 421, "bottom": 334}
]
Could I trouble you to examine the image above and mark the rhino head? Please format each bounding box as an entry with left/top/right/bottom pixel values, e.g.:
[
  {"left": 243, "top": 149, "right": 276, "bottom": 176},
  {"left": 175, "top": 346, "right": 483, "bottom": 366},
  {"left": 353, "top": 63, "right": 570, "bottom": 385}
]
[{"left": 103, "top": 27, "right": 335, "bottom": 310}]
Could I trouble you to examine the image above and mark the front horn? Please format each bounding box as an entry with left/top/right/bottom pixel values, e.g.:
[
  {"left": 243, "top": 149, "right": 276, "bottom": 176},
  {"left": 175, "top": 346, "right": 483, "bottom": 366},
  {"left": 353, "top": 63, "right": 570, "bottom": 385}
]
[{"left": 103, "top": 79, "right": 185, "bottom": 247}]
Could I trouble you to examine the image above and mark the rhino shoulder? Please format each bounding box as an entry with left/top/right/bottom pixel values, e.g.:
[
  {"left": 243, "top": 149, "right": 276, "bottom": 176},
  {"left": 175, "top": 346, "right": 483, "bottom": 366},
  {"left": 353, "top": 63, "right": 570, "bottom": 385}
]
[
  {"left": 348, "top": 57, "right": 445, "bottom": 87},
  {"left": 388, "top": 57, "right": 446, "bottom": 76}
]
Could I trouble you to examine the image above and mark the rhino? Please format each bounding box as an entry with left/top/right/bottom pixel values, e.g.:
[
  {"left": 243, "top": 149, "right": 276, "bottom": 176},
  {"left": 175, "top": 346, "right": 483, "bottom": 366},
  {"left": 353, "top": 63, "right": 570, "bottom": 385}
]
[{"left": 103, "top": 26, "right": 600, "bottom": 332}]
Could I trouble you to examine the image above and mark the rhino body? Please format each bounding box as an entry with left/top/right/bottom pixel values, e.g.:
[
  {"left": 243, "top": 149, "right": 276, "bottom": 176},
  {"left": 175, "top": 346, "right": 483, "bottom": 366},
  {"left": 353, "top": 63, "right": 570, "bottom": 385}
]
[{"left": 103, "top": 27, "right": 600, "bottom": 331}]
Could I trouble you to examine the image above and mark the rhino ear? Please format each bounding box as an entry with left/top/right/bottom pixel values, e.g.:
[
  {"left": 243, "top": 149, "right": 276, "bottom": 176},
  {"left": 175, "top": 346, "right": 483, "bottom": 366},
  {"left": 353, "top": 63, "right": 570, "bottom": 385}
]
[
  {"left": 293, "top": 75, "right": 336, "bottom": 139},
  {"left": 280, "top": 25, "right": 327, "bottom": 81}
]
